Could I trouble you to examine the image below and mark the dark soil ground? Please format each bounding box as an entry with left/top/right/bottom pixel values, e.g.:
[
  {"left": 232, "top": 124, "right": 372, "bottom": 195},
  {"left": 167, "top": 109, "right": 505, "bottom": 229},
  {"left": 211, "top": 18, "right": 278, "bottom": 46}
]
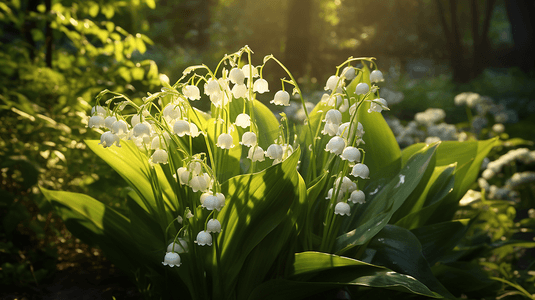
[{"left": 1, "top": 213, "right": 142, "bottom": 300}]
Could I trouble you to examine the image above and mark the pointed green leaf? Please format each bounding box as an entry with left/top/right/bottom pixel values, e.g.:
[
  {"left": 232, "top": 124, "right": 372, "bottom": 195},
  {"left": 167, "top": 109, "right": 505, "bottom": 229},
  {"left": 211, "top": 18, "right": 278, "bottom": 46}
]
[
  {"left": 40, "top": 187, "right": 138, "bottom": 274},
  {"left": 365, "top": 225, "right": 454, "bottom": 298},
  {"left": 216, "top": 148, "right": 302, "bottom": 293},
  {"left": 336, "top": 143, "right": 438, "bottom": 253}
]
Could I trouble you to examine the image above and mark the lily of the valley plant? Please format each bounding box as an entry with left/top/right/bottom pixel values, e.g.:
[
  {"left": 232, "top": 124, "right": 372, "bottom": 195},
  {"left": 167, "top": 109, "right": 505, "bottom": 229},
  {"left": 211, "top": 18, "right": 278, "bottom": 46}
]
[{"left": 42, "top": 46, "right": 497, "bottom": 300}]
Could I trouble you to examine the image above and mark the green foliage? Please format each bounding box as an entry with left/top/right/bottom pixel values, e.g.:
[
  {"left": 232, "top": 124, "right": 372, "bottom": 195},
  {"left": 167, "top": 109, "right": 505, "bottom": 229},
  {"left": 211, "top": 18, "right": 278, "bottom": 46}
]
[{"left": 37, "top": 47, "right": 527, "bottom": 299}]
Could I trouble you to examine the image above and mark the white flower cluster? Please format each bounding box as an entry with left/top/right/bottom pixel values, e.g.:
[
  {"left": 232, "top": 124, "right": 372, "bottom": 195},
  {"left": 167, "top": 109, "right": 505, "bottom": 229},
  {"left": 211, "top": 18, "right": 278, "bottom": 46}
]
[
  {"left": 414, "top": 108, "right": 446, "bottom": 126},
  {"left": 455, "top": 92, "right": 519, "bottom": 131},
  {"left": 476, "top": 148, "right": 535, "bottom": 202},
  {"left": 316, "top": 66, "right": 386, "bottom": 217},
  {"left": 484, "top": 148, "right": 535, "bottom": 178}
]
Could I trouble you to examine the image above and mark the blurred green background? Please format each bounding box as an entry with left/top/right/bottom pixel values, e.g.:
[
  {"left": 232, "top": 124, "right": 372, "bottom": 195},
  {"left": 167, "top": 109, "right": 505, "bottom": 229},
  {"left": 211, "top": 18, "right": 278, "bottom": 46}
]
[{"left": 1, "top": 0, "right": 534, "bottom": 297}]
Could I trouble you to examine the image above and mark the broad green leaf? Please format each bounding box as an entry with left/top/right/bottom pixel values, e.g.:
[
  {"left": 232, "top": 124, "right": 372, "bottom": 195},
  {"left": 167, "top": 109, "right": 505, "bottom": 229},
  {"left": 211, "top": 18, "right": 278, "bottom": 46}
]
[
  {"left": 235, "top": 171, "right": 307, "bottom": 300},
  {"left": 349, "top": 64, "right": 401, "bottom": 182},
  {"left": 216, "top": 148, "right": 302, "bottom": 294},
  {"left": 364, "top": 225, "right": 454, "bottom": 298},
  {"left": 336, "top": 143, "right": 438, "bottom": 253},
  {"left": 40, "top": 187, "right": 138, "bottom": 274},
  {"left": 402, "top": 139, "right": 497, "bottom": 224},
  {"left": 394, "top": 163, "right": 456, "bottom": 229},
  {"left": 227, "top": 97, "right": 280, "bottom": 172},
  {"left": 390, "top": 149, "right": 436, "bottom": 224},
  {"left": 410, "top": 219, "right": 470, "bottom": 265},
  {"left": 287, "top": 252, "right": 441, "bottom": 298},
  {"left": 432, "top": 262, "right": 500, "bottom": 297},
  {"left": 86, "top": 140, "right": 176, "bottom": 219},
  {"left": 205, "top": 118, "right": 242, "bottom": 182}
]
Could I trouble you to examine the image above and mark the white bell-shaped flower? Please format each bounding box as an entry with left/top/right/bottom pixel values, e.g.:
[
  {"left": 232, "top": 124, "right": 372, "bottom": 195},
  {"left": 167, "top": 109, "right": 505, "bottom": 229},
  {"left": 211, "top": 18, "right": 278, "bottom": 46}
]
[
  {"left": 323, "top": 109, "right": 342, "bottom": 125},
  {"left": 207, "top": 219, "right": 222, "bottom": 233},
  {"left": 235, "top": 113, "right": 251, "bottom": 128},
  {"left": 232, "top": 83, "right": 247, "bottom": 99},
  {"left": 351, "top": 163, "right": 370, "bottom": 179},
  {"left": 350, "top": 190, "right": 365, "bottom": 204},
  {"left": 163, "top": 104, "right": 181, "bottom": 121},
  {"left": 200, "top": 191, "right": 211, "bottom": 204},
  {"left": 337, "top": 122, "right": 364, "bottom": 139},
  {"left": 183, "top": 85, "right": 201, "bottom": 100},
  {"left": 167, "top": 238, "right": 188, "bottom": 253},
  {"left": 151, "top": 149, "right": 169, "bottom": 164},
  {"left": 104, "top": 116, "right": 117, "bottom": 129},
  {"left": 204, "top": 78, "right": 220, "bottom": 96},
  {"left": 321, "top": 122, "right": 339, "bottom": 136},
  {"left": 99, "top": 131, "right": 121, "bottom": 148},
  {"left": 229, "top": 68, "right": 245, "bottom": 85},
  {"left": 188, "top": 161, "right": 202, "bottom": 176},
  {"left": 190, "top": 174, "right": 210, "bottom": 192},
  {"left": 334, "top": 176, "right": 357, "bottom": 194},
  {"left": 133, "top": 122, "right": 151, "bottom": 138},
  {"left": 370, "top": 70, "right": 384, "bottom": 83},
  {"left": 240, "top": 132, "right": 257, "bottom": 147},
  {"left": 177, "top": 167, "right": 190, "bottom": 185},
  {"left": 253, "top": 78, "right": 269, "bottom": 94},
  {"left": 202, "top": 194, "right": 218, "bottom": 210},
  {"left": 88, "top": 115, "right": 105, "bottom": 128},
  {"left": 325, "top": 136, "right": 346, "bottom": 155},
  {"left": 189, "top": 122, "right": 201, "bottom": 137},
  {"left": 151, "top": 136, "right": 164, "bottom": 150},
  {"left": 325, "top": 75, "right": 340, "bottom": 91},
  {"left": 91, "top": 105, "right": 107, "bottom": 117},
  {"left": 355, "top": 83, "right": 369, "bottom": 95},
  {"left": 162, "top": 252, "right": 181, "bottom": 267},
  {"left": 241, "top": 64, "right": 258, "bottom": 78},
  {"left": 217, "top": 133, "right": 234, "bottom": 149},
  {"left": 326, "top": 188, "right": 345, "bottom": 202},
  {"left": 265, "top": 144, "right": 283, "bottom": 160},
  {"left": 270, "top": 90, "right": 290, "bottom": 106},
  {"left": 131, "top": 114, "right": 141, "bottom": 127},
  {"left": 368, "top": 98, "right": 389, "bottom": 113},
  {"left": 195, "top": 231, "right": 212, "bottom": 246},
  {"left": 215, "top": 192, "right": 226, "bottom": 210},
  {"left": 174, "top": 120, "right": 190, "bottom": 137},
  {"left": 248, "top": 146, "right": 265, "bottom": 162},
  {"left": 334, "top": 202, "right": 351, "bottom": 216},
  {"left": 341, "top": 147, "right": 361, "bottom": 162},
  {"left": 111, "top": 120, "right": 128, "bottom": 136},
  {"left": 341, "top": 66, "right": 356, "bottom": 80}
]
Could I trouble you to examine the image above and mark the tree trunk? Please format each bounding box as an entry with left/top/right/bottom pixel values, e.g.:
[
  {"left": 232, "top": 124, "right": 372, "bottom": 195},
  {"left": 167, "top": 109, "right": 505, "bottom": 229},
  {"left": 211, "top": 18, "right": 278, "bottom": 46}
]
[
  {"left": 504, "top": 0, "right": 535, "bottom": 72},
  {"left": 284, "top": 0, "right": 312, "bottom": 80},
  {"left": 471, "top": 0, "right": 496, "bottom": 78}
]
